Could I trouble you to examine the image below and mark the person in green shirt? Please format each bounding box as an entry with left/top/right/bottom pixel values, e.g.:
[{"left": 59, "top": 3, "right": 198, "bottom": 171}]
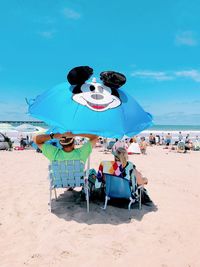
[{"left": 33, "top": 132, "right": 98, "bottom": 162}]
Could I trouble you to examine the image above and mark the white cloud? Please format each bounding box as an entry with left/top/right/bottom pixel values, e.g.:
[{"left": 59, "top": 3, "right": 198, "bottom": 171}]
[
  {"left": 175, "top": 70, "right": 200, "bottom": 82},
  {"left": 131, "top": 70, "right": 174, "bottom": 81},
  {"left": 38, "top": 30, "right": 55, "bottom": 39},
  {"left": 175, "top": 31, "right": 198, "bottom": 46},
  {"left": 131, "top": 69, "right": 200, "bottom": 82},
  {"left": 62, "top": 8, "right": 81, "bottom": 20}
]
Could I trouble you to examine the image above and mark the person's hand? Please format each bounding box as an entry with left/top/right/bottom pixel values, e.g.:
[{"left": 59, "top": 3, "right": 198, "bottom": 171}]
[{"left": 143, "top": 177, "right": 148, "bottom": 184}]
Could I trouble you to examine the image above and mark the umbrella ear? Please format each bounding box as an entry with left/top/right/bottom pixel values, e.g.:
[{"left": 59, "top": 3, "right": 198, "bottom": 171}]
[
  {"left": 67, "top": 66, "right": 93, "bottom": 85},
  {"left": 100, "top": 71, "right": 126, "bottom": 89}
]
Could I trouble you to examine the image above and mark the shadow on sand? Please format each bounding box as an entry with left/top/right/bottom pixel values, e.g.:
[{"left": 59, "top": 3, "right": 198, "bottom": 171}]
[{"left": 51, "top": 190, "right": 158, "bottom": 225}]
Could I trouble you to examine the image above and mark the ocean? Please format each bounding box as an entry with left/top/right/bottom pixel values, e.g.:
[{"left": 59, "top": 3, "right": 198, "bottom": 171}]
[
  {"left": 1, "top": 121, "right": 200, "bottom": 131},
  {"left": 148, "top": 125, "right": 200, "bottom": 131}
]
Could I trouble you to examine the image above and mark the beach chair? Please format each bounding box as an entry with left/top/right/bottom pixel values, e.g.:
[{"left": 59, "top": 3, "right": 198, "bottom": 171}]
[
  {"left": 48, "top": 158, "right": 90, "bottom": 212},
  {"left": 102, "top": 174, "right": 143, "bottom": 210}
]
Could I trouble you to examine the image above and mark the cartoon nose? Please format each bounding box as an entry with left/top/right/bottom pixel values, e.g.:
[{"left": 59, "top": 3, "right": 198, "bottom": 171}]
[
  {"left": 91, "top": 94, "right": 104, "bottom": 100},
  {"left": 97, "top": 86, "right": 103, "bottom": 93}
]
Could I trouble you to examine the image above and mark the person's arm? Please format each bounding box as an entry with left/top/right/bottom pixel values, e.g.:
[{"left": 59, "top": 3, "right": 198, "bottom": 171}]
[
  {"left": 134, "top": 168, "right": 148, "bottom": 185},
  {"left": 33, "top": 133, "right": 63, "bottom": 149},
  {"left": 62, "top": 132, "right": 98, "bottom": 147}
]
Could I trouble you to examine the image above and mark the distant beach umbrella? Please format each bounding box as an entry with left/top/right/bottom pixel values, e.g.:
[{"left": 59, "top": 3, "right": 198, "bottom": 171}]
[
  {"left": 27, "top": 66, "right": 153, "bottom": 138},
  {"left": 15, "top": 123, "right": 40, "bottom": 132},
  {"left": 0, "top": 123, "right": 16, "bottom": 131}
]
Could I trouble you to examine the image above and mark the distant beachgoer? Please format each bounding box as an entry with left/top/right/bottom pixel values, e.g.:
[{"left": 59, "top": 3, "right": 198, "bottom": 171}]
[
  {"left": 149, "top": 133, "right": 156, "bottom": 145},
  {"left": 20, "top": 136, "right": 26, "bottom": 148},
  {"left": 155, "top": 135, "right": 160, "bottom": 145},
  {"left": 193, "top": 136, "right": 200, "bottom": 151},
  {"left": 177, "top": 141, "right": 186, "bottom": 153},
  {"left": 185, "top": 134, "right": 190, "bottom": 144},
  {"left": 165, "top": 133, "right": 172, "bottom": 146},
  {"left": 178, "top": 131, "right": 183, "bottom": 141},
  {"left": 185, "top": 140, "right": 193, "bottom": 151},
  {"left": 139, "top": 137, "right": 147, "bottom": 154},
  {"left": 112, "top": 138, "right": 126, "bottom": 154}
]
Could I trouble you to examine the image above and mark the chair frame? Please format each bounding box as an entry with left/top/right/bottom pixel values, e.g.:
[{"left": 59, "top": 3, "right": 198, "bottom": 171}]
[
  {"left": 48, "top": 157, "right": 90, "bottom": 212},
  {"left": 102, "top": 174, "right": 143, "bottom": 211}
]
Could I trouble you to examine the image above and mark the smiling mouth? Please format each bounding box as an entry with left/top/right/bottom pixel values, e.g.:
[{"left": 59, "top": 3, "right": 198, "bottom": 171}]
[{"left": 85, "top": 99, "right": 113, "bottom": 110}]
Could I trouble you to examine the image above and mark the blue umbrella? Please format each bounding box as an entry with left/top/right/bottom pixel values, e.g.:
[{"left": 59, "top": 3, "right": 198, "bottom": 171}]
[{"left": 27, "top": 66, "right": 153, "bottom": 138}]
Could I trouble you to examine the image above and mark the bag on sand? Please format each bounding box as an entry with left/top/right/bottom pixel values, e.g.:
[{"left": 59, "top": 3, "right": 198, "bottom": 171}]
[{"left": 138, "top": 188, "right": 152, "bottom": 205}]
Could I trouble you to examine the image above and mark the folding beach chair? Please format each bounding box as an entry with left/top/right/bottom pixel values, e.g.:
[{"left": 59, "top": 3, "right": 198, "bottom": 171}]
[
  {"left": 48, "top": 157, "right": 90, "bottom": 212},
  {"left": 102, "top": 174, "right": 143, "bottom": 210}
]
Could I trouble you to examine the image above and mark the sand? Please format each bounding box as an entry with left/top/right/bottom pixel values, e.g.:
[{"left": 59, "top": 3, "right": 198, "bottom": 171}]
[{"left": 0, "top": 146, "right": 200, "bottom": 267}]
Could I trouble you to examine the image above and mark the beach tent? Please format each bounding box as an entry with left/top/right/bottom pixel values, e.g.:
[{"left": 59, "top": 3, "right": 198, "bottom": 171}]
[{"left": 127, "top": 142, "right": 141, "bottom": 154}]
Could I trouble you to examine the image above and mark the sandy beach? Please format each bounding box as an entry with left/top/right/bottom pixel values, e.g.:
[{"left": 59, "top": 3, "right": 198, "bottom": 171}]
[{"left": 0, "top": 146, "right": 200, "bottom": 267}]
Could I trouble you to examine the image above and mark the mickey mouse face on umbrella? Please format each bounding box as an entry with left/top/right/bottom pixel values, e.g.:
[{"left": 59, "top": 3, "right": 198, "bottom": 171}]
[{"left": 67, "top": 66, "right": 126, "bottom": 112}]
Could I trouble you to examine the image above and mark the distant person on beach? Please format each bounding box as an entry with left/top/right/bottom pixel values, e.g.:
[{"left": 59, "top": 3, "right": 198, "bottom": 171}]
[
  {"left": 193, "top": 136, "right": 200, "bottom": 151},
  {"left": 178, "top": 131, "right": 183, "bottom": 141},
  {"left": 155, "top": 135, "right": 160, "bottom": 145},
  {"left": 20, "top": 136, "right": 26, "bottom": 149},
  {"left": 185, "top": 134, "right": 190, "bottom": 144},
  {"left": 139, "top": 137, "right": 147, "bottom": 154},
  {"left": 112, "top": 138, "right": 126, "bottom": 154},
  {"left": 165, "top": 133, "right": 172, "bottom": 146},
  {"left": 33, "top": 132, "right": 98, "bottom": 162},
  {"left": 185, "top": 140, "right": 193, "bottom": 151},
  {"left": 149, "top": 133, "right": 156, "bottom": 145}
]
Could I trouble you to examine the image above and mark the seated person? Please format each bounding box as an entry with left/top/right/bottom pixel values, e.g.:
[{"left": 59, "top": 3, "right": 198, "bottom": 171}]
[
  {"left": 97, "top": 147, "right": 150, "bottom": 202},
  {"left": 177, "top": 141, "right": 186, "bottom": 153},
  {"left": 96, "top": 147, "right": 151, "bottom": 203},
  {"left": 193, "top": 140, "right": 200, "bottom": 151},
  {"left": 33, "top": 131, "right": 98, "bottom": 162},
  {"left": 185, "top": 140, "right": 193, "bottom": 151}
]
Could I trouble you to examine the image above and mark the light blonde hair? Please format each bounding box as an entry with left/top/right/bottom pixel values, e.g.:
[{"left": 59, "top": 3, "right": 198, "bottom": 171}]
[{"left": 115, "top": 147, "right": 128, "bottom": 167}]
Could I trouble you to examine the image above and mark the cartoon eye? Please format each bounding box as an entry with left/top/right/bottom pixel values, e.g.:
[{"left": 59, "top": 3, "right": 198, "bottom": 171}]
[{"left": 89, "top": 85, "right": 95, "bottom": 91}]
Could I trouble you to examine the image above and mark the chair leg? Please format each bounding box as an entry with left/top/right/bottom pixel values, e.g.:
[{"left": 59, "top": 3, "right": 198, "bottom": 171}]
[
  {"left": 49, "top": 188, "right": 52, "bottom": 212},
  {"left": 84, "top": 180, "right": 90, "bottom": 212},
  {"left": 102, "top": 196, "right": 110, "bottom": 210},
  {"left": 128, "top": 197, "right": 135, "bottom": 210},
  {"left": 86, "top": 188, "right": 89, "bottom": 213},
  {"left": 139, "top": 188, "right": 142, "bottom": 210},
  {"left": 54, "top": 188, "right": 57, "bottom": 200}
]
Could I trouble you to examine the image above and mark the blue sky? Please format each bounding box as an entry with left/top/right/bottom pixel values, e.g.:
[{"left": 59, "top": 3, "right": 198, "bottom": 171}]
[{"left": 0, "top": 0, "right": 200, "bottom": 125}]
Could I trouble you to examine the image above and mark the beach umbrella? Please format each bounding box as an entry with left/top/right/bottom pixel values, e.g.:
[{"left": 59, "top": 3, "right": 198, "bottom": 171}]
[
  {"left": 15, "top": 123, "right": 42, "bottom": 132},
  {"left": 27, "top": 66, "right": 153, "bottom": 138},
  {"left": 0, "top": 123, "right": 16, "bottom": 131}
]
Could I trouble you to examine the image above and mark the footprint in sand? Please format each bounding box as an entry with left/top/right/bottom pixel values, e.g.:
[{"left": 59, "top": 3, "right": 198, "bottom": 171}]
[{"left": 60, "top": 250, "right": 76, "bottom": 258}]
